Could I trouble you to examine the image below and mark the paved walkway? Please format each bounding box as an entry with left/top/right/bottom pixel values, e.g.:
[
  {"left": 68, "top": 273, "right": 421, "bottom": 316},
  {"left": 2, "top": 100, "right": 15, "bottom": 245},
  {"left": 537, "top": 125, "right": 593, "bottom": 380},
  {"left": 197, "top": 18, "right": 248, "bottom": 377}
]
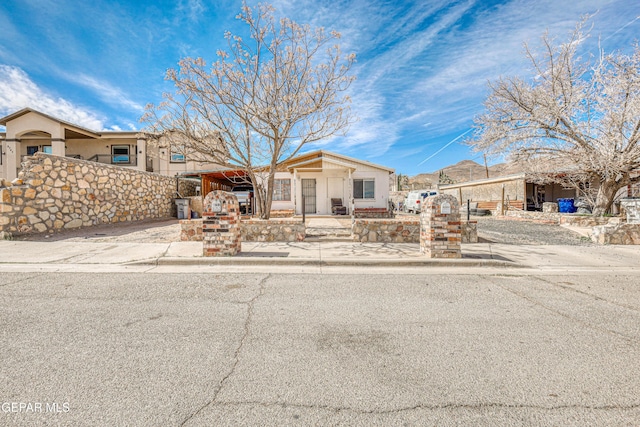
[
  {"left": 1, "top": 238, "right": 640, "bottom": 272},
  {"left": 305, "top": 216, "right": 351, "bottom": 239}
]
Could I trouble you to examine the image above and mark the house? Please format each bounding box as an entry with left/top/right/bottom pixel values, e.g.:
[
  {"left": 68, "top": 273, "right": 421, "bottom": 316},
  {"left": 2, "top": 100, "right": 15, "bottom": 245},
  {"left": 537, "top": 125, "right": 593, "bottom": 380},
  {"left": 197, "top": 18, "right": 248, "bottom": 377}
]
[
  {"left": 0, "top": 108, "right": 217, "bottom": 181},
  {"left": 439, "top": 173, "right": 579, "bottom": 212},
  {"left": 194, "top": 150, "right": 395, "bottom": 216},
  {"left": 275, "top": 150, "right": 394, "bottom": 216}
]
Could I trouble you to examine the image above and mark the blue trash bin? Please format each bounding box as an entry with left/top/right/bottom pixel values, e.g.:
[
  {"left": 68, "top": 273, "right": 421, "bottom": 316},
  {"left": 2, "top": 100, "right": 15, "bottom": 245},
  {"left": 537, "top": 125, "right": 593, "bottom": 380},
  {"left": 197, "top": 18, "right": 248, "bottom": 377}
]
[{"left": 557, "top": 198, "right": 576, "bottom": 213}]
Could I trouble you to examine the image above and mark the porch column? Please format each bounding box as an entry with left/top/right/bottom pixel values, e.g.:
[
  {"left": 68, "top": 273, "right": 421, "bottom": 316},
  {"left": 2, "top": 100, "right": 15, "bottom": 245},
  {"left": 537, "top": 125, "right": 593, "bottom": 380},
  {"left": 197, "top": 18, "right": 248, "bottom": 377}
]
[
  {"left": 293, "top": 168, "right": 298, "bottom": 215},
  {"left": 51, "top": 125, "right": 65, "bottom": 157},
  {"left": 51, "top": 139, "right": 66, "bottom": 157},
  {"left": 136, "top": 137, "right": 147, "bottom": 171},
  {"left": 4, "top": 139, "right": 20, "bottom": 181},
  {"left": 348, "top": 168, "right": 354, "bottom": 227}
]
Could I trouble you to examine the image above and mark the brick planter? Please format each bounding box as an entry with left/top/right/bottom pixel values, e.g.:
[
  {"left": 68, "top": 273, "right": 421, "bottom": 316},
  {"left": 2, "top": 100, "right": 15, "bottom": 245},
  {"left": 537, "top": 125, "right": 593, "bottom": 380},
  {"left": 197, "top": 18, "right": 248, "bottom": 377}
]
[
  {"left": 420, "top": 194, "right": 461, "bottom": 258},
  {"left": 202, "top": 191, "right": 241, "bottom": 256}
]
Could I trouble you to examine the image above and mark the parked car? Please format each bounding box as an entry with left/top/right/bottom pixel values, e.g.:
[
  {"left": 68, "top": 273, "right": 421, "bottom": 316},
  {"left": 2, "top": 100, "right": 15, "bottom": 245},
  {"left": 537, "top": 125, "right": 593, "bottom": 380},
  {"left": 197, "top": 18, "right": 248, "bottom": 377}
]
[{"left": 404, "top": 189, "right": 439, "bottom": 213}]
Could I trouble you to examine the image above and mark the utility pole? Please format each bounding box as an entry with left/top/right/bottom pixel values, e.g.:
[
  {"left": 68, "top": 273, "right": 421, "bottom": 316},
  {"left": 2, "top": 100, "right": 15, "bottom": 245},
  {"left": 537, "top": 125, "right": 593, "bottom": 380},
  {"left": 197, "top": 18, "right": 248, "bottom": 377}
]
[{"left": 484, "top": 154, "right": 489, "bottom": 179}]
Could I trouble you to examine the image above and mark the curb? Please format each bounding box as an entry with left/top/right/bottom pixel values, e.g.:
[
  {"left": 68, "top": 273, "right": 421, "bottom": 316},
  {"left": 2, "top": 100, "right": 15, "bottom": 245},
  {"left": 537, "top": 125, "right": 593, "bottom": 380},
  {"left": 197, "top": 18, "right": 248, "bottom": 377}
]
[{"left": 128, "top": 256, "right": 523, "bottom": 268}]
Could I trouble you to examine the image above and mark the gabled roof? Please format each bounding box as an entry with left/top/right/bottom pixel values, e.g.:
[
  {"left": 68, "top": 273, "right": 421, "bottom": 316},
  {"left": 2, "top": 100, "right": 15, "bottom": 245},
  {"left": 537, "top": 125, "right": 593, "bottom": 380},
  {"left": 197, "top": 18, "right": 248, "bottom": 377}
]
[
  {"left": 282, "top": 150, "right": 395, "bottom": 173},
  {"left": 0, "top": 108, "right": 101, "bottom": 138}
]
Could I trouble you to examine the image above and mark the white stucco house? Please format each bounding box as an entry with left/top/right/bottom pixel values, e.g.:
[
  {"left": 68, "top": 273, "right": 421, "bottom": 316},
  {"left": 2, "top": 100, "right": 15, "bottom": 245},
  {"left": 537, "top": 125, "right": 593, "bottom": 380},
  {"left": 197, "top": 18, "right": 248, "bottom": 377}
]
[
  {"left": 196, "top": 150, "right": 395, "bottom": 216},
  {"left": 272, "top": 150, "right": 394, "bottom": 215}
]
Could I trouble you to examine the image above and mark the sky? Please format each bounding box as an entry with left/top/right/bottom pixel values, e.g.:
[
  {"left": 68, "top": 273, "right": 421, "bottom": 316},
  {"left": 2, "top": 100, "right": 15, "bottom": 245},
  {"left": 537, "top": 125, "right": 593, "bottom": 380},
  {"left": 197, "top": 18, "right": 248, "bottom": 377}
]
[{"left": 1, "top": 0, "right": 639, "bottom": 176}]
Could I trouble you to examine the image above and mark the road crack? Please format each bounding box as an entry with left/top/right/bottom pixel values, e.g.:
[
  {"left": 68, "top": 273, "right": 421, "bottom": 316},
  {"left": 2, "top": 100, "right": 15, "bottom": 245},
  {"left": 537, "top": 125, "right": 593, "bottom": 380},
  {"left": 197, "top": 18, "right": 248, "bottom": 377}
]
[
  {"left": 180, "top": 273, "right": 269, "bottom": 426},
  {"left": 0, "top": 273, "right": 48, "bottom": 288},
  {"left": 207, "top": 399, "right": 640, "bottom": 415}
]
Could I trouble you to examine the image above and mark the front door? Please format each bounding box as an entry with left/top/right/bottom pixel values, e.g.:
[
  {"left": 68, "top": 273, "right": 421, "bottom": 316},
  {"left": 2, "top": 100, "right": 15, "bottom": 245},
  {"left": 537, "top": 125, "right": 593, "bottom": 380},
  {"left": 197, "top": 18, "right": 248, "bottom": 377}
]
[{"left": 301, "top": 179, "right": 316, "bottom": 214}]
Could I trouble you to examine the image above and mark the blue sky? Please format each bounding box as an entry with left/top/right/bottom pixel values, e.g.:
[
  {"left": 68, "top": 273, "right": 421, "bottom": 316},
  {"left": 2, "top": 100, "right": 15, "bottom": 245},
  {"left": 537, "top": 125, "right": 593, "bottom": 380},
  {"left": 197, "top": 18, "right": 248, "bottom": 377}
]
[{"left": 1, "top": 0, "right": 638, "bottom": 176}]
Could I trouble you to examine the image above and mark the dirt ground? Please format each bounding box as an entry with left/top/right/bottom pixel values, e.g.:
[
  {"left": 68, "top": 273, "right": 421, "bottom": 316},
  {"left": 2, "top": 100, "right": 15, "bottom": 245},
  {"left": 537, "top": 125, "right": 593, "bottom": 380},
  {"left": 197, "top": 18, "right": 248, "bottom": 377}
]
[{"left": 14, "top": 218, "right": 181, "bottom": 243}]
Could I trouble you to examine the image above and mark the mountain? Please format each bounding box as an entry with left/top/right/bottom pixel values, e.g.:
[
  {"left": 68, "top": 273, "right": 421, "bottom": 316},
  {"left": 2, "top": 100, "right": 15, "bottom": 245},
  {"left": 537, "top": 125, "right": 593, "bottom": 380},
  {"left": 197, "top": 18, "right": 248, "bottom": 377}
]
[{"left": 406, "top": 160, "right": 523, "bottom": 189}]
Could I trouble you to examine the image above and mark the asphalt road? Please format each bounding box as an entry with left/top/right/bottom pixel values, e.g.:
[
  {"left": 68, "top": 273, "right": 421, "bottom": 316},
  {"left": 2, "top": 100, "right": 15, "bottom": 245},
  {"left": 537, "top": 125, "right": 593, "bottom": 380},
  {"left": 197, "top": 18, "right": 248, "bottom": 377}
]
[{"left": 1, "top": 271, "right": 639, "bottom": 426}]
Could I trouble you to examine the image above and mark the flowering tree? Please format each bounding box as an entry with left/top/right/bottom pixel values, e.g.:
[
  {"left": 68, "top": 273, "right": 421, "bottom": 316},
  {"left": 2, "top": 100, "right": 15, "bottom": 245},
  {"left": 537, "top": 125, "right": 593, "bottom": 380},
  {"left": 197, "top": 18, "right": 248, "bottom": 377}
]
[
  {"left": 470, "top": 23, "right": 640, "bottom": 215},
  {"left": 143, "top": 2, "right": 355, "bottom": 218}
]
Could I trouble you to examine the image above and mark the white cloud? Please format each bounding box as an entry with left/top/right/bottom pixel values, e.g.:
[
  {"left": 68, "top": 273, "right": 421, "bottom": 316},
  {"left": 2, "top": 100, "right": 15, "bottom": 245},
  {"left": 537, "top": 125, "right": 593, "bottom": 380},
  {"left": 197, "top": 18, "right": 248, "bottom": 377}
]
[
  {"left": 72, "top": 74, "right": 144, "bottom": 113},
  {"left": 0, "top": 65, "right": 104, "bottom": 130},
  {"left": 177, "top": 0, "right": 206, "bottom": 23}
]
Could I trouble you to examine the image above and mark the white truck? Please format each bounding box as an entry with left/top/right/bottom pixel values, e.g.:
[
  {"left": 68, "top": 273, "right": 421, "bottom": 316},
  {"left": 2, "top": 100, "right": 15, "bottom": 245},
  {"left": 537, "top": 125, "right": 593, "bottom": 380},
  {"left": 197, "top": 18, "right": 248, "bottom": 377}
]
[{"left": 404, "top": 189, "right": 438, "bottom": 213}]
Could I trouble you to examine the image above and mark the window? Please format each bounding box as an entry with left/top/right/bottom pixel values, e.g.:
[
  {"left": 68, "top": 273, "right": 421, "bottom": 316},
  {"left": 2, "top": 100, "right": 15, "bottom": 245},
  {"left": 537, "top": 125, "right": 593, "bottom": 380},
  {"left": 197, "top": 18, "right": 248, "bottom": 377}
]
[
  {"left": 170, "top": 145, "right": 186, "bottom": 163},
  {"left": 273, "top": 179, "right": 291, "bottom": 201},
  {"left": 26, "top": 146, "right": 51, "bottom": 155},
  {"left": 112, "top": 145, "right": 130, "bottom": 163},
  {"left": 354, "top": 179, "right": 375, "bottom": 199}
]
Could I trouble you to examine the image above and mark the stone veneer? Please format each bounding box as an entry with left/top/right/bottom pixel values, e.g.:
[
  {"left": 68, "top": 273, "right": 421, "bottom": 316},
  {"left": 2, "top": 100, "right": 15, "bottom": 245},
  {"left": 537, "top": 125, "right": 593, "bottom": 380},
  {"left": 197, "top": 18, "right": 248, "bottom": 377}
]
[
  {"left": 503, "top": 210, "right": 619, "bottom": 226},
  {"left": 591, "top": 223, "right": 640, "bottom": 245},
  {"left": 353, "top": 208, "right": 394, "bottom": 219},
  {"left": 181, "top": 218, "right": 305, "bottom": 242},
  {"left": 1, "top": 153, "right": 176, "bottom": 236},
  {"left": 420, "top": 194, "right": 462, "bottom": 258},
  {"left": 357, "top": 220, "right": 478, "bottom": 244},
  {"left": 352, "top": 219, "right": 419, "bottom": 243}
]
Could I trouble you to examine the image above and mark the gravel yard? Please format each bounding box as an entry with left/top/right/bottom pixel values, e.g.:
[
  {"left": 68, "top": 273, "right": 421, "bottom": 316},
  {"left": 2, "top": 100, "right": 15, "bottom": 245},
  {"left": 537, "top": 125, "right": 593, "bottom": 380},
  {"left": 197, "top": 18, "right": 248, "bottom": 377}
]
[{"left": 475, "top": 216, "right": 593, "bottom": 246}]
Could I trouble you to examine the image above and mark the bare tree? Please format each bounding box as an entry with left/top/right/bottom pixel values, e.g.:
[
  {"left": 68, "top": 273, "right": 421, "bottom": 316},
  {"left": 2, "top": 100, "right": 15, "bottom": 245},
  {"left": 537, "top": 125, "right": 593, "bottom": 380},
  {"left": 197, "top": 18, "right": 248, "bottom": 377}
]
[
  {"left": 142, "top": 2, "right": 355, "bottom": 218},
  {"left": 469, "top": 22, "right": 640, "bottom": 216}
]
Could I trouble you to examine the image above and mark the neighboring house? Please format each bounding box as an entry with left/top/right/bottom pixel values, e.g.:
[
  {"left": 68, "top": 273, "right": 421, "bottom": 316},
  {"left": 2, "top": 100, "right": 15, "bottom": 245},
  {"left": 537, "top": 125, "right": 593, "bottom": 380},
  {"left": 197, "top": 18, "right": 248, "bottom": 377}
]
[
  {"left": 0, "top": 108, "right": 217, "bottom": 181},
  {"left": 194, "top": 150, "right": 395, "bottom": 216},
  {"left": 439, "top": 173, "right": 579, "bottom": 211}
]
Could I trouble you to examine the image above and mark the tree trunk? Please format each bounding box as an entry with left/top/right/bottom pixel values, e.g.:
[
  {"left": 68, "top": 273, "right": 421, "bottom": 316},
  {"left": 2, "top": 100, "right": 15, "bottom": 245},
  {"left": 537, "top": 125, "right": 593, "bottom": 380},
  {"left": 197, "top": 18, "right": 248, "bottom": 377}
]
[
  {"left": 592, "top": 179, "right": 623, "bottom": 216},
  {"left": 260, "top": 169, "right": 276, "bottom": 220}
]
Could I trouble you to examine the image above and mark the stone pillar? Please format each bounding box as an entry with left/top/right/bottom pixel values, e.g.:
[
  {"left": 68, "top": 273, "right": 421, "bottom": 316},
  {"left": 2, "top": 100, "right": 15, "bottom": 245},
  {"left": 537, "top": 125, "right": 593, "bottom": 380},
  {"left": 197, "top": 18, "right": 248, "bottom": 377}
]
[
  {"left": 543, "top": 202, "right": 558, "bottom": 213},
  {"left": 420, "top": 194, "right": 461, "bottom": 258},
  {"left": 136, "top": 137, "right": 147, "bottom": 171},
  {"left": 202, "top": 190, "right": 241, "bottom": 256}
]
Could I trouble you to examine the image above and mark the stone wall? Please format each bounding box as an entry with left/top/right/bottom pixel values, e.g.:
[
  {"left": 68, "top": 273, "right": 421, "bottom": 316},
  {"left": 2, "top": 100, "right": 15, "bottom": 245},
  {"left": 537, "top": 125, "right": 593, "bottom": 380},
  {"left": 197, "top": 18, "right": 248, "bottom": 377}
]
[
  {"left": 352, "top": 219, "right": 419, "bottom": 243},
  {"left": 354, "top": 208, "right": 394, "bottom": 218},
  {"left": 180, "top": 218, "right": 305, "bottom": 242},
  {"left": 591, "top": 223, "right": 640, "bottom": 245},
  {"left": 503, "top": 210, "right": 621, "bottom": 226},
  {"left": 0, "top": 153, "right": 176, "bottom": 236},
  {"left": 242, "top": 219, "right": 305, "bottom": 242},
  {"left": 177, "top": 179, "right": 199, "bottom": 198},
  {"left": 503, "top": 210, "right": 563, "bottom": 224},
  {"left": 269, "top": 210, "right": 295, "bottom": 218},
  {"left": 559, "top": 215, "right": 619, "bottom": 227},
  {"left": 351, "top": 219, "right": 477, "bottom": 244}
]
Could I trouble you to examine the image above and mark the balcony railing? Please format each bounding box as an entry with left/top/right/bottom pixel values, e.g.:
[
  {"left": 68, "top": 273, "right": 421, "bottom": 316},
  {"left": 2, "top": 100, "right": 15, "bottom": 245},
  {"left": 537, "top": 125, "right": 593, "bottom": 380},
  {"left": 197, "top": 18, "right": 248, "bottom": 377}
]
[
  {"left": 86, "top": 154, "right": 138, "bottom": 166},
  {"left": 20, "top": 153, "right": 138, "bottom": 167}
]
